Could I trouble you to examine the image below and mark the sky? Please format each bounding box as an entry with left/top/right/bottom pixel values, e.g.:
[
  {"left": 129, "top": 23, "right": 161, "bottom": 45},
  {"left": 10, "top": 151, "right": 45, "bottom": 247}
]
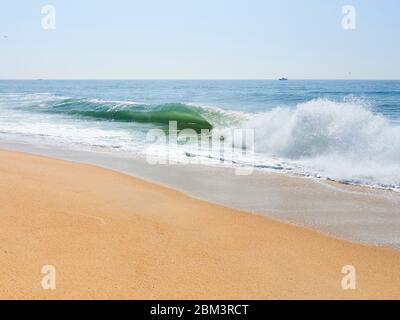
[{"left": 0, "top": 0, "right": 399, "bottom": 79}]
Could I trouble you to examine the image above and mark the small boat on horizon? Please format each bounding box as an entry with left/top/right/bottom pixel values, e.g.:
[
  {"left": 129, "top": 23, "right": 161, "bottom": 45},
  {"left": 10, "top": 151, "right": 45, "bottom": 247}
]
[{"left": 278, "top": 77, "right": 288, "bottom": 81}]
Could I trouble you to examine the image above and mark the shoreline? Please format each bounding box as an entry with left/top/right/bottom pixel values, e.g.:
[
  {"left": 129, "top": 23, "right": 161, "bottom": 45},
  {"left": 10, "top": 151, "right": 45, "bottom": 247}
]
[
  {"left": 0, "top": 149, "right": 400, "bottom": 299},
  {"left": 1, "top": 140, "right": 400, "bottom": 248}
]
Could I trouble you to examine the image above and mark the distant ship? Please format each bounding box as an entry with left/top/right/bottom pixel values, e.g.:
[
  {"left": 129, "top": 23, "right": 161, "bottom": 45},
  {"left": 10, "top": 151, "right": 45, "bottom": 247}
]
[{"left": 278, "top": 77, "right": 288, "bottom": 81}]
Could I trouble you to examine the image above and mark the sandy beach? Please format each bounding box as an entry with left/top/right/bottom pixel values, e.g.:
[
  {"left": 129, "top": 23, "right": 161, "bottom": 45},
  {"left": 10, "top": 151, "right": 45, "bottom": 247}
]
[{"left": 0, "top": 149, "right": 399, "bottom": 299}]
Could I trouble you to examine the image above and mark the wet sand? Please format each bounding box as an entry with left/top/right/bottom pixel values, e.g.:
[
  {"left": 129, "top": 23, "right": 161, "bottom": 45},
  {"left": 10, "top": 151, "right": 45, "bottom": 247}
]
[{"left": 2, "top": 140, "right": 400, "bottom": 248}]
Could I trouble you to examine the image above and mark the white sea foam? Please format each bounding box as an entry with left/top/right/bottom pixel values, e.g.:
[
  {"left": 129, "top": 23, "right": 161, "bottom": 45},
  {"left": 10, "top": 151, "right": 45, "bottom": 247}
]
[{"left": 244, "top": 98, "right": 400, "bottom": 189}]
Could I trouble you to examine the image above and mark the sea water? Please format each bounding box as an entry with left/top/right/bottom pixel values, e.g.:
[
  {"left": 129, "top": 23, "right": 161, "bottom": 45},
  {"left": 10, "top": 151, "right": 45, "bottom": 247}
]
[{"left": 1, "top": 80, "right": 399, "bottom": 191}]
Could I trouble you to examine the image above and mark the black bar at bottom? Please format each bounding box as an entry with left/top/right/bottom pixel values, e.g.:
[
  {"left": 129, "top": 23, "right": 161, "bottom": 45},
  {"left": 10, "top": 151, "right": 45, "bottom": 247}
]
[{"left": 1, "top": 300, "right": 398, "bottom": 318}]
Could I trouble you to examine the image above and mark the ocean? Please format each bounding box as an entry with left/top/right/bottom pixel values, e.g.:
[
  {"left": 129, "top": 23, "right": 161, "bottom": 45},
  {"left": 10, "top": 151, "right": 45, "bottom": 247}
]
[{"left": 1, "top": 80, "right": 400, "bottom": 191}]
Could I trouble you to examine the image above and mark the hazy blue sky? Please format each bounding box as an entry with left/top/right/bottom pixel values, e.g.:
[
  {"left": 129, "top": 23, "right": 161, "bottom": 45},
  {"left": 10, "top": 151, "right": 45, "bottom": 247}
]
[{"left": 1, "top": 0, "right": 399, "bottom": 79}]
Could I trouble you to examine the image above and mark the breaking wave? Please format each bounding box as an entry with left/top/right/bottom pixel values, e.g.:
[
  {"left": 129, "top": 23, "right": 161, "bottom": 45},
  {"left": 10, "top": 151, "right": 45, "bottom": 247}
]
[{"left": 244, "top": 98, "right": 400, "bottom": 189}]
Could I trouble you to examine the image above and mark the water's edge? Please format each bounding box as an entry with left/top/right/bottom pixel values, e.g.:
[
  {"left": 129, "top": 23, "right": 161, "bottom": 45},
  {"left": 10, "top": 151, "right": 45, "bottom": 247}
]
[{"left": 1, "top": 140, "right": 400, "bottom": 249}]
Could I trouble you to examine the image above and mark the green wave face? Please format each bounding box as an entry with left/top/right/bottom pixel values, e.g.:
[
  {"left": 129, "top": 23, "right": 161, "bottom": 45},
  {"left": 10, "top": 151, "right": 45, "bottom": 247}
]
[{"left": 48, "top": 101, "right": 213, "bottom": 131}]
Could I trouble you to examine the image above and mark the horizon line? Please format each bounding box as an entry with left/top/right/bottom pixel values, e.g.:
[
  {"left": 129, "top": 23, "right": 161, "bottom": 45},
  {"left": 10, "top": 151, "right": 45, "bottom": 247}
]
[{"left": 0, "top": 78, "right": 400, "bottom": 81}]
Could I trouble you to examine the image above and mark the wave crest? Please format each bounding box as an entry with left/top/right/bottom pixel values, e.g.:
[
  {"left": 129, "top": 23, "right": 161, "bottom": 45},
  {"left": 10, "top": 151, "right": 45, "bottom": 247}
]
[{"left": 43, "top": 99, "right": 215, "bottom": 131}]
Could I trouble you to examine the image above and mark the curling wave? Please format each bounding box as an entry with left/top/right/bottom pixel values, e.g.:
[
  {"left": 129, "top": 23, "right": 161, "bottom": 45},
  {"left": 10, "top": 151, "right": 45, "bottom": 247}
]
[{"left": 46, "top": 100, "right": 213, "bottom": 131}]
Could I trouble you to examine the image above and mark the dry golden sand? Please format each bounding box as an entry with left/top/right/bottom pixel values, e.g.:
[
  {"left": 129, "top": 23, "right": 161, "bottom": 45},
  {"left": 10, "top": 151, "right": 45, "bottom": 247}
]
[{"left": 0, "top": 149, "right": 399, "bottom": 299}]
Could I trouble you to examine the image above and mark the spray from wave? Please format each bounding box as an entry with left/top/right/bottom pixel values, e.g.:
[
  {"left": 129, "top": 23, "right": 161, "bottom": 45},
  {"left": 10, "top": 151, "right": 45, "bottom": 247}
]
[{"left": 244, "top": 98, "right": 400, "bottom": 190}]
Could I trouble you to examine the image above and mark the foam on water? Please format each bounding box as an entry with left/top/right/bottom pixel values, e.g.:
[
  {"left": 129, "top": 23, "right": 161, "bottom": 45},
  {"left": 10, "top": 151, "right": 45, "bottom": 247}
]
[{"left": 244, "top": 98, "right": 400, "bottom": 190}]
